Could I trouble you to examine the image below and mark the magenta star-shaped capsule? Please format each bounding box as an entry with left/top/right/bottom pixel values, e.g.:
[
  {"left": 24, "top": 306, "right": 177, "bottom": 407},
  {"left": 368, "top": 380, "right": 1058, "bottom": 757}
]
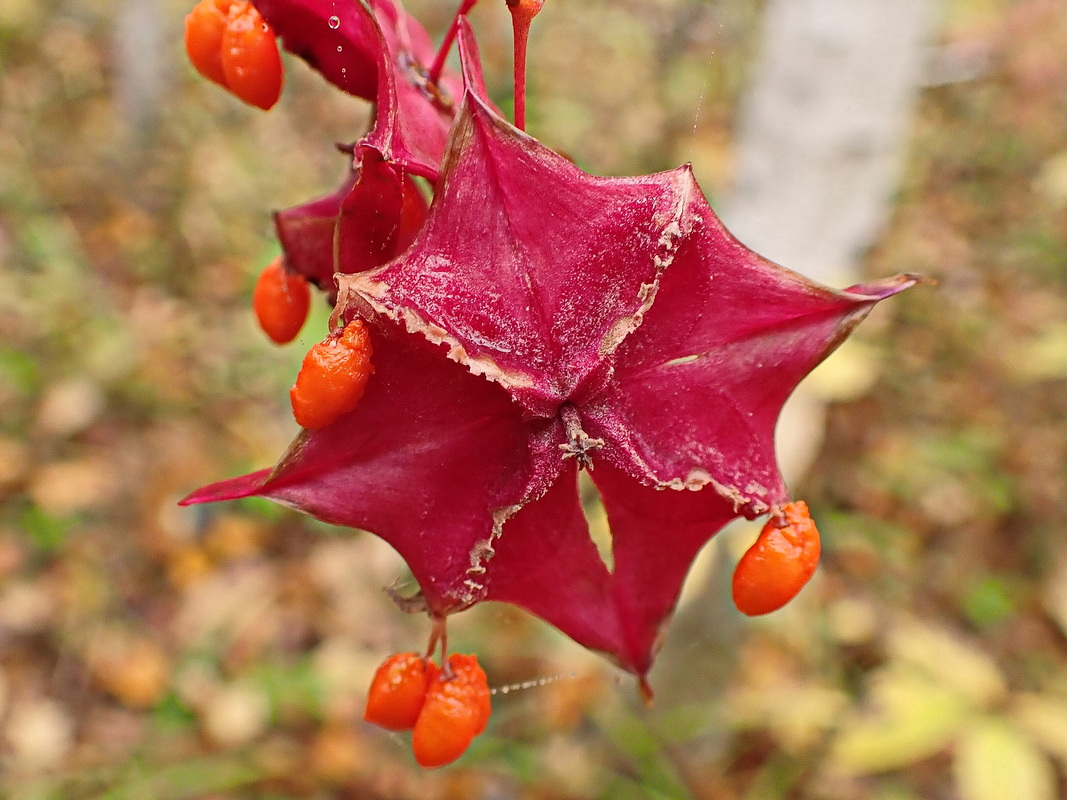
[{"left": 183, "top": 53, "right": 916, "bottom": 681}]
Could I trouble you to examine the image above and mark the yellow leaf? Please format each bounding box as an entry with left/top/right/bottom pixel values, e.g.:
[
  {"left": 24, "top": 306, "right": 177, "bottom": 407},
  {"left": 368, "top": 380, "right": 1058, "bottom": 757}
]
[
  {"left": 829, "top": 667, "right": 969, "bottom": 774},
  {"left": 728, "top": 684, "right": 848, "bottom": 752},
  {"left": 805, "top": 340, "right": 881, "bottom": 402},
  {"left": 886, "top": 619, "right": 1005, "bottom": 707},
  {"left": 954, "top": 717, "right": 1055, "bottom": 800},
  {"left": 1043, "top": 553, "right": 1067, "bottom": 639},
  {"left": 1012, "top": 693, "right": 1067, "bottom": 768},
  {"left": 1008, "top": 323, "right": 1067, "bottom": 382},
  {"left": 1034, "top": 150, "right": 1067, "bottom": 207}
]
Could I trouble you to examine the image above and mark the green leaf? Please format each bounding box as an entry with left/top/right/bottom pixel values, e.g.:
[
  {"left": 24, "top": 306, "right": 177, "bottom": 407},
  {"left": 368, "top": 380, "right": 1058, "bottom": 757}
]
[
  {"left": 962, "top": 576, "right": 1017, "bottom": 629},
  {"left": 19, "top": 505, "right": 75, "bottom": 552},
  {"left": 0, "top": 346, "right": 39, "bottom": 395}
]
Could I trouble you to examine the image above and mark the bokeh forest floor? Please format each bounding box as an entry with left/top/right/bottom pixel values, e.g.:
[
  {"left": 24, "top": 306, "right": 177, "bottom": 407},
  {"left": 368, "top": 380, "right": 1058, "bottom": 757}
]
[{"left": 2, "top": 0, "right": 1067, "bottom": 798}]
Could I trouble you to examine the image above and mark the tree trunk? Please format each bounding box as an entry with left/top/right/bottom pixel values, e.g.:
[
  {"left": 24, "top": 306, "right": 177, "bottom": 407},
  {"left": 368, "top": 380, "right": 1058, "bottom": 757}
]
[{"left": 648, "top": 0, "right": 937, "bottom": 755}]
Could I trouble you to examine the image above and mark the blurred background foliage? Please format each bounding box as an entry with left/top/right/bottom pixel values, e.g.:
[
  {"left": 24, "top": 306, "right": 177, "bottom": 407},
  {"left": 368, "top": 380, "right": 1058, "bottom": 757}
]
[{"left": 1, "top": 0, "right": 1067, "bottom": 797}]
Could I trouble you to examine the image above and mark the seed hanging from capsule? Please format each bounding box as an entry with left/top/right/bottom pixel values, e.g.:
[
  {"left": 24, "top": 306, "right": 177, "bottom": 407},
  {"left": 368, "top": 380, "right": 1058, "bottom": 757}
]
[
  {"left": 364, "top": 651, "right": 491, "bottom": 768},
  {"left": 252, "top": 257, "right": 310, "bottom": 344},
  {"left": 732, "top": 501, "right": 821, "bottom": 616},
  {"left": 289, "top": 319, "right": 375, "bottom": 429},
  {"left": 184, "top": 0, "right": 284, "bottom": 110},
  {"left": 364, "top": 652, "right": 439, "bottom": 731}
]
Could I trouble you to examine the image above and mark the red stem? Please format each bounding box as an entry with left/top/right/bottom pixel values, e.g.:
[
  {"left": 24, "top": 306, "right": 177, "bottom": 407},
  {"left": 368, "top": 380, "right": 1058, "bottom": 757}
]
[
  {"left": 428, "top": 0, "right": 479, "bottom": 86},
  {"left": 512, "top": 16, "right": 530, "bottom": 130},
  {"left": 426, "top": 615, "right": 449, "bottom": 664},
  {"left": 506, "top": 0, "right": 544, "bottom": 132}
]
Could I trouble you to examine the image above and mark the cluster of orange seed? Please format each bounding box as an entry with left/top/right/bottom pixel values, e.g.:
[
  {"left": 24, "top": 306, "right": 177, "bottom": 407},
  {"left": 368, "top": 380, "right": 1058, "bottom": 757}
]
[
  {"left": 364, "top": 653, "right": 492, "bottom": 768},
  {"left": 185, "top": 0, "right": 284, "bottom": 109},
  {"left": 251, "top": 260, "right": 374, "bottom": 430}
]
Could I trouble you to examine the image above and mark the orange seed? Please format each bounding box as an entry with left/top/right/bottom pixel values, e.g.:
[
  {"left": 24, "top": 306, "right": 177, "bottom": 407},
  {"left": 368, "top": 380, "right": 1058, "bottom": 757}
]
[
  {"left": 290, "top": 320, "right": 374, "bottom": 429},
  {"left": 220, "top": 1, "right": 283, "bottom": 109},
  {"left": 252, "top": 257, "right": 310, "bottom": 344},
  {"left": 411, "top": 653, "right": 491, "bottom": 768},
  {"left": 184, "top": 0, "right": 233, "bottom": 87},
  {"left": 731, "top": 501, "right": 821, "bottom": 616},
  {"left": 364, "top": 652, "right": 437, "bottom": 731}
]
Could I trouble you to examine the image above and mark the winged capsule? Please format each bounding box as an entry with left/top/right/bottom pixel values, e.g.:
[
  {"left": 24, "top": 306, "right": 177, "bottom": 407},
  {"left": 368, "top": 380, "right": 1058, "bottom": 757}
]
[
  {"left": 732, "top": 501, "right": 821, "bottom": 616},
  {"left": 179, "top": 0, "right": 920, "bottom": 685},
  {"left": 290, "top": 319, "right": 374, "bottom": 429},
  {"left": 252, "top": 257, "right": 310, "bottom": 344}
]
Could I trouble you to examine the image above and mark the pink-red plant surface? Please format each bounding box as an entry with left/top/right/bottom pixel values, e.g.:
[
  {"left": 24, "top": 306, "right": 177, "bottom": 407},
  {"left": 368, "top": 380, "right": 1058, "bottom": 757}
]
[{"left": 182, "top": 0, "right": 918, "bottom": 686}]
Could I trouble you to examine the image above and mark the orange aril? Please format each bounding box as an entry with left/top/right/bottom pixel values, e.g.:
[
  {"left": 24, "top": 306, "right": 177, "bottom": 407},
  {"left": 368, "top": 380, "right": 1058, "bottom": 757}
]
[
  {"left": 732, "top": 501, "right": 821, "bottom": 616},
  {"left": 290, "top": 320, "right": 374, "bottom": 429},
  {"left": 184, "top": 0, "right": 233, "bottom": 87},
  {"left": 411, "top": 653, "right": 491, "bottom": 768},
  {"left": 252, "top": 257, "right": 310, "bottom": 344},
  {"left": 364, "top": 653, "right": 437, "bottom": 731},
  {"left": 220, "top": 1, "right": 284, "bottom": 110}
]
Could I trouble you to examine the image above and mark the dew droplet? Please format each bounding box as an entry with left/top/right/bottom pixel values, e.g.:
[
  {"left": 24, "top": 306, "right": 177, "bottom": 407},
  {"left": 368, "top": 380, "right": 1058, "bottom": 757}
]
[
  {"left": 336, "top": 45, "right": 343, "bottom": 52},
  {"left": 328, "top": 15, "right": 340, "bottom": 29},
  {"left": 489, "top": 673, "right": 574, "bottom": 696}
]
